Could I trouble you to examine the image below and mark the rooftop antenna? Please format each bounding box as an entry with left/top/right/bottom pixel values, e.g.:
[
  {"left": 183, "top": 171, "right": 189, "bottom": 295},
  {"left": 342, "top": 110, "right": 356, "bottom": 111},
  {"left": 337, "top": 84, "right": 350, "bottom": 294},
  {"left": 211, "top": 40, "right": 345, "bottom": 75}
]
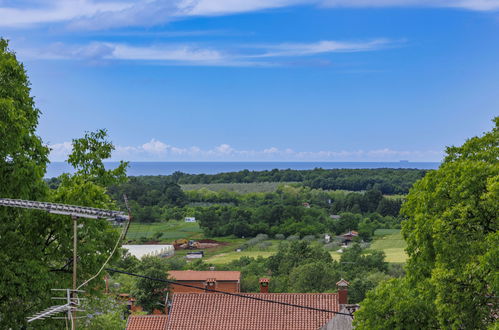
[{"left": 0, "top": 198, "right": 129, "bottom": 329}]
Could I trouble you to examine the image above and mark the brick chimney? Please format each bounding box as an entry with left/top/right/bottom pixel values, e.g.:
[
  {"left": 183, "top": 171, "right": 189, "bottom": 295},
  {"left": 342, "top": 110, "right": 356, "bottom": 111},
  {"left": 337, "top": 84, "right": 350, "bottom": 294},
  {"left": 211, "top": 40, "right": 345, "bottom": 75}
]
[
  {"left": 259, "top": 278, "right": 270, "bottom": 293},
  {"left": 336, "top": 279, "right": 349, "bottom": 305}
]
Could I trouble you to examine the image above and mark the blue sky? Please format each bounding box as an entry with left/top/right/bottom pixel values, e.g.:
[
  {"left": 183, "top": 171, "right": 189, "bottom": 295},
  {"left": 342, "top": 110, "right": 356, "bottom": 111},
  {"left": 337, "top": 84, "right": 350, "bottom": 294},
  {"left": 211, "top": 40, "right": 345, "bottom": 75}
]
[{"left": 2, "top": 0, "right": 498, "bottom": 162}]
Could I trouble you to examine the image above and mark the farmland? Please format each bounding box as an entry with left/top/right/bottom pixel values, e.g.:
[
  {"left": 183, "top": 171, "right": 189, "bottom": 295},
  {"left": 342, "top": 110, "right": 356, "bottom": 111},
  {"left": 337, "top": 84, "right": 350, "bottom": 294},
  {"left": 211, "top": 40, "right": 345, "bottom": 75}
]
[
  {"left": 370, "top": 229, "right": 407, "bottom": 263},
  {"left": 181, "top": 182, "right": 293, "bottom": 193}
]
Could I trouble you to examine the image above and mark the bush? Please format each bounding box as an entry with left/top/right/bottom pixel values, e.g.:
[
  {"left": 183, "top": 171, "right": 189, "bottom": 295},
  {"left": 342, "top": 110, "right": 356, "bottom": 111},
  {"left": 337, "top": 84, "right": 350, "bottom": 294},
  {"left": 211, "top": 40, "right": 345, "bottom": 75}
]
[
  {"left": 275, "top": 234, "right": 285, "bottom": 240},
  {"left": 256, "top": 241, "right": 272, "bottom": 250},
  {"left": 286, "top": 235, "right": 300, "bottom": 241},
  {"left": 301, "top": 235, "right": 316, "bottom": 243}
]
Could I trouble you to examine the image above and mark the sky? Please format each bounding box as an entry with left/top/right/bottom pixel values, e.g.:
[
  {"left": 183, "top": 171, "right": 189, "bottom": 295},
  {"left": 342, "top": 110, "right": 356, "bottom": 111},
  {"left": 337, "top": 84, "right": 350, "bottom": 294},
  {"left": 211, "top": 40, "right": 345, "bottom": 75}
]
[{"left": 1, "top": 0, "right": 498, "bottom": 162}]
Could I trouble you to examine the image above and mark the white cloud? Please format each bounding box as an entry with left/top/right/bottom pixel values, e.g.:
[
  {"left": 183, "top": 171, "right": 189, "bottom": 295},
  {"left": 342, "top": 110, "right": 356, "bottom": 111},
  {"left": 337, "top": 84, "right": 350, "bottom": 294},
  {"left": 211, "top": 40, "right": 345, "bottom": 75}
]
[
  {"left": 18, "top": 38, "right": 394, "bottom": 66},
  {"left": 319, "top": 0, "right": 499, "bottom": 11},
  {"left": 48, "top": 139, "right": 442, "bottom": 161},
  {"left": 214, "top": 144, "right": 234, "bottom": 154},
  {"left": 250, "top": 39, "right": 392, "bottom": 58},
  {"left": 1, "top": 0, "right": 498, "bottom": 29},
  {"left": 48, "top": 141, "right": 73, "bottom": 160},
  {"left": 141, "top": 138, "right": 169, "bottom": 154},
  {"left": 0, "top": 0, "right": 133, "bottom": 27}
]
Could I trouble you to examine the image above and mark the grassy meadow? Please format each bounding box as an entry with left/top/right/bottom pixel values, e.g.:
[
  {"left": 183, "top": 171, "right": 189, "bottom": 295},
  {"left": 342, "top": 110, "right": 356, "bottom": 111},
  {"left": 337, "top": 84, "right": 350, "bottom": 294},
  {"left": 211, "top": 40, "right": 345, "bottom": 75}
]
[
  {"left": 124, "top": 220, "right": 406, "bottom": 264},
  {"left": 370, "top": 229, "right": 407, "bottom": 263}
]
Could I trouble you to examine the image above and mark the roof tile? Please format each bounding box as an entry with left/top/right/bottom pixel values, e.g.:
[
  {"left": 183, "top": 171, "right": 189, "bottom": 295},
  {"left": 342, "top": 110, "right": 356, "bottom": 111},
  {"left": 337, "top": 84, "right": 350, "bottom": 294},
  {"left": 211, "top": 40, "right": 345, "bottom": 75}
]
[{"left": 166, "top": 293, "right": 339, "bottom": 330}]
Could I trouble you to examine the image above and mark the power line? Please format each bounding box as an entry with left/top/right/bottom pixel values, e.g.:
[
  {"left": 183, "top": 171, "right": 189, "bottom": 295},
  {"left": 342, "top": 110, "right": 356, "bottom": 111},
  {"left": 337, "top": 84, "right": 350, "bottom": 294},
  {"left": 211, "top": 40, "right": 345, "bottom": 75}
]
[
  {"left": 106, "top": 268, "right": 353, "bottom": 317},
  {"left": 77, "top": 196, "right": 132, "bottom": 290}
]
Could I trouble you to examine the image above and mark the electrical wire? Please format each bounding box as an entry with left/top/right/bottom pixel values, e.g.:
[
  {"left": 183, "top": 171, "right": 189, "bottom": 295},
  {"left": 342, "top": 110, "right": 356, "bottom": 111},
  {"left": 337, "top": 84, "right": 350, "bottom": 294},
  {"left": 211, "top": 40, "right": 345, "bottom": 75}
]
[
  {"left": 106, "top": 268, "right": 354, "bottom": 317},
  {"left": 77, "top": 196, "right": 132, "bottom": 290}
]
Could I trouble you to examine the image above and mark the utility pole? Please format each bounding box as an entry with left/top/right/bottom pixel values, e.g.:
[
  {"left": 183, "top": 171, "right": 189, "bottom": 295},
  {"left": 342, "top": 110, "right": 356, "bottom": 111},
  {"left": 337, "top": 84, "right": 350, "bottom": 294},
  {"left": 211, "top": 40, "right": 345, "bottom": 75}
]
[
  {"left": 72, "top": 216, "right": 78, "bottom": 330},
  {"left": 0, "top": 198, "right": 129, "bottom": 328}
]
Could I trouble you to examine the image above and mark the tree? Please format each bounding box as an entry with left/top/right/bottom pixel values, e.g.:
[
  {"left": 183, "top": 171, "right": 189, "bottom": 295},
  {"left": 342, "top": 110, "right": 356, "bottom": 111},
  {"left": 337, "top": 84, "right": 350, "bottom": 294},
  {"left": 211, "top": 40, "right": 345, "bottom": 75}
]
[
  {"left": 288, "top": 261, "right": 341, "bottom": 293},
  {"left": 267, "top": 241, "right": 331, "bottom": 276},
  {"left": 132, "top": 256, "right": 170, "bottom": 313},
  {"left": 355, "top": 118, "right": 498, "bottom": 329},
  {"left": 0, "top": 38, "right": 129, "bottom": 327},
  {"left": 353, "top": 278, "right": 437, "bottom": 329},
  {"left": 0, "top": 38, "right": 51, "bottom": 328}
]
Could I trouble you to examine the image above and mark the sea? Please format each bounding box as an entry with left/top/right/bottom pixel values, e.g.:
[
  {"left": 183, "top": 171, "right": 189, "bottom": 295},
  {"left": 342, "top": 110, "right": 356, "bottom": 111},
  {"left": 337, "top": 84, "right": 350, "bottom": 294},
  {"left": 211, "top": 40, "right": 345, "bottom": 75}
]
[{"left": 45, "top": 161, "right": 440, "bottom": 178}]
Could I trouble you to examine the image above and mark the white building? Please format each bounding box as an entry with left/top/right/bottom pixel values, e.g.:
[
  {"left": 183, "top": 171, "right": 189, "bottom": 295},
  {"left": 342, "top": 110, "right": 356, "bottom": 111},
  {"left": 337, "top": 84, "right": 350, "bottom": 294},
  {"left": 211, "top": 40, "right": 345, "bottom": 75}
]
[
  {"left": 185, "top": 217, "right": 196, "bottom": 223},
  {"left": 122, "top": 245, "right": 174, "bottom": 259}
]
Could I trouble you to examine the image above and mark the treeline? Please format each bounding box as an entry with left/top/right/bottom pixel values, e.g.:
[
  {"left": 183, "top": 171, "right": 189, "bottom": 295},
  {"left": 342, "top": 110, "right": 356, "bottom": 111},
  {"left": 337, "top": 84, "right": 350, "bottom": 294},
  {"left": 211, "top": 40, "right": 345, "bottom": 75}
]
[{"left": 168, "top": 168, "right": 427, "bottom": 194}]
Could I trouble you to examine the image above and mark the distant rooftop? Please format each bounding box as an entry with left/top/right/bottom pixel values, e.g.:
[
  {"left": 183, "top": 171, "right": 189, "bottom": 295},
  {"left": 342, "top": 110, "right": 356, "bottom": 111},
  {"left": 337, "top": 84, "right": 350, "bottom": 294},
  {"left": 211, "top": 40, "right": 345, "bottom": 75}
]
[
  {"left": 126, "top": 315, "right": 168, "bottom": 330},
  {"left": 168, "top": 270, "right": 241, "bottom": 282}
]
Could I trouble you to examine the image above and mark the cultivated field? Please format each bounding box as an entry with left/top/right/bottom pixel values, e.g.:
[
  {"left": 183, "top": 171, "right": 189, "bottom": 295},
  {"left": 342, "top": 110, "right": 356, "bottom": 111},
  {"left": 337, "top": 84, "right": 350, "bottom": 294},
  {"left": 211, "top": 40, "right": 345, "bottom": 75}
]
[
  {"left": 181, "top": 182, "right": 296, "bottom": 193},
  {"left": 370, "top": 229, "right": 407, "bottom": 263}
]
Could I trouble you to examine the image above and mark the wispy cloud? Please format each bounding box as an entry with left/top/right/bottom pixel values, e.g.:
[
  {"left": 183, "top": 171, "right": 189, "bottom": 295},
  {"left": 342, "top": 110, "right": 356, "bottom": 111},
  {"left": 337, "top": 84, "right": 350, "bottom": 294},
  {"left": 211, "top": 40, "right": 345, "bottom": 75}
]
[
  {"left": 249, "top": 39, "right": 393, "bottom": 58},
  {"left": 1, "top": 0, "right": 498, "bottom": 30},
  {"left": 48, "top": 138, "right": 443, "bottom": 161},
  {"left": 18, "top": 38, "right": 394, "bottom": 66}
]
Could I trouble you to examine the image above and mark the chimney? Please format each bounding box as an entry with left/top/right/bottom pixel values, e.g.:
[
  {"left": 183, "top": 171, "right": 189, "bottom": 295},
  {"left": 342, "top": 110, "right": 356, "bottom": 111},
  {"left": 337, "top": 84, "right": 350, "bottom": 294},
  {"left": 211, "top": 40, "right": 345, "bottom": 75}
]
[
  {"left": 259, "top": 278, "right": 270, "bottom": 293},
  {"left": 205, "top": 278, "right": 217, "bottom": 291},
  {"left": 336, "top": 279, "right": 349, "bottom": 305}
]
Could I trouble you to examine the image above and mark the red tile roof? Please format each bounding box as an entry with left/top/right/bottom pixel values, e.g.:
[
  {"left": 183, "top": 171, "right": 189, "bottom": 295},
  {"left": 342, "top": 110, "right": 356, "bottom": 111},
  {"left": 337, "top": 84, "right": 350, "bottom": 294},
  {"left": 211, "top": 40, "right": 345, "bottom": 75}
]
[
  {"left": 126, "top": 315, "right": 168, "bottom": 330},
  {"left": 168, "top": 270, "right": 241, "bottom": 282},
  {"left": 166, "top": 293, "right": 339, "bottom": 330}
]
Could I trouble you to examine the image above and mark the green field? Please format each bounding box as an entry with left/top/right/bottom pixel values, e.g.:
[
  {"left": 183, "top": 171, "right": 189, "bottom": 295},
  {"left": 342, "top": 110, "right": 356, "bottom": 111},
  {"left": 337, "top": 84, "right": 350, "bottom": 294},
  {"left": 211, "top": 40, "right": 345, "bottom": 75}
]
[
  {"left": 125, "top": 220, "right": 203, "bottom": 242},
  {"left": 181, "top": 182, "right": 296, "bottom": 193},
  {"left": 370, "top": 229, "right": 407, "bottom": 263},
  {"left": 205, "top": 244, "right": 341, "bottom": 264},
  {"left": 125, "top": 220, "right": 406, "bottom": 263},
  {"left": 206, "top": 251, "right": 276, "bottom": 264}
]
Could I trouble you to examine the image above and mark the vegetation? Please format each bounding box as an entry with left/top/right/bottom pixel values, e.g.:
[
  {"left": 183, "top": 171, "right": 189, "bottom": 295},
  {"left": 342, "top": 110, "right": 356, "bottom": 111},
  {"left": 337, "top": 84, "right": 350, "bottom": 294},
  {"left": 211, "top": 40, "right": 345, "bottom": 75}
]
[
  {"left": 181, "top": 182, "right": 289, "bottom": 193},
  {"left": 170, "top": 168, "right": 427, "bottom": 194},
  {"left": 354, "top": 118, "right": 498, "bottom": 329},
  {"left": 0, "top": 38, "right": 129, "bottom": 328},
  {"left": 370, "top": 230, "right": 407, "bottom": 263}
]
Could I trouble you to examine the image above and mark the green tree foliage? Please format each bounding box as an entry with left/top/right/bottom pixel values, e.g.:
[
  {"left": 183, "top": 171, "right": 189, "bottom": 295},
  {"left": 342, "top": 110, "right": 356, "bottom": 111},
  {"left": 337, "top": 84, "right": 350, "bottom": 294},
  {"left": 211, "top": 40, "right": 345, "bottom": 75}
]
[
  {"left": 0, "top": 39, "right": 128, "bottom": 328},
  {"left": 0, "top": 38, "right": 51, "bottom": 329},
  {"left": 354, "top": 278, "right": 437, "bottom": 329},
  {"left": 161, "top": 168, "right": 426, "bottom": 194},
  {"left": 288, "top": 261, "right": 341, "bottom": 293},
  {"left": 132, "top": 256, "right": 170, "bottom": 313},
  {"left": 267, "top": 241, "right": 331, "bottom": 276},
  {"left": 355, "top": 118, "right": 499, "bottom": 329}
]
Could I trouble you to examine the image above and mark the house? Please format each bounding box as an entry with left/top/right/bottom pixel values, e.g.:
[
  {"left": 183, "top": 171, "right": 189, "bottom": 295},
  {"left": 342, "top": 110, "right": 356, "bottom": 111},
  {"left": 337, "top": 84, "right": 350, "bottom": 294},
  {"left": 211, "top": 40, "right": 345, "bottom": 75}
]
[
  {"left": 184, "top": 217, "right": 196, "bottom": 223},
  {"left": 324, "top": 234, "right": 331, "bottom": 244},
  {"left": 165, "top": 278, "right": 351, "bottom": 330},
  {"left": 167, "top": 270, "right": 241, "bottom": 293},
  {"left": 185, "top": 251, "right": 204, "bottom": 259},
  {"left": 126, "top": 315, "right": 168, "bottom": 330},
  {"left": 340, "top": 231, "right": 358, "bottom": 245}
]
